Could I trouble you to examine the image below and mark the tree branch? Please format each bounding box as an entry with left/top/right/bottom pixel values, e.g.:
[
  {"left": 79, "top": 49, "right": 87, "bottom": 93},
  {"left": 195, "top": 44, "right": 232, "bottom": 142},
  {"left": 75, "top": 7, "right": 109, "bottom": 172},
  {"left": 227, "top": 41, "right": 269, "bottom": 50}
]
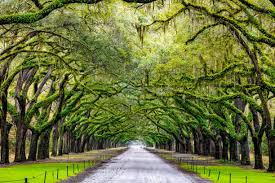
[
  {"left": 31, "top": 0, "right": 43, "bottom": 9},
  {"left": 238, "top": 0, "right": 275, "bottom": 18},
  {"left": 0, "top": 0, "right": 156, "bottom": 25},
  {"left": 186, "top": 22, "right": 222, "bottom": 44}
]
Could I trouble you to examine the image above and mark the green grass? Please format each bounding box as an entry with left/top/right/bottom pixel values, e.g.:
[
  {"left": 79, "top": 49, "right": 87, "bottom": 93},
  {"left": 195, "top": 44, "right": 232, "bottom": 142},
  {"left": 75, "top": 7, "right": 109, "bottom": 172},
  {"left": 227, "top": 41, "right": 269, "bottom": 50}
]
[
  {"left": 0, "top": 161, "right": 94, "bottom": 183},
  {"left": 181, "top": 163, "right": 275, "bottom": 183}
]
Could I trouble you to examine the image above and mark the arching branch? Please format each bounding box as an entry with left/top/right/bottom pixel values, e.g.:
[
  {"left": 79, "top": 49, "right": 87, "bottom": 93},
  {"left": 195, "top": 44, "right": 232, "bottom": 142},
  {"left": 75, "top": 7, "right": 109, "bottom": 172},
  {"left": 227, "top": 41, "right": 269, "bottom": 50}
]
[
  {"left": 238, "top": 0, "right": 275, "bottom": 18},
  {"left": 0, "top": 0, "right": 156, "bottom": 25},
  {"left": 186, "top": 22, "right": 222, "bottom": 44}
]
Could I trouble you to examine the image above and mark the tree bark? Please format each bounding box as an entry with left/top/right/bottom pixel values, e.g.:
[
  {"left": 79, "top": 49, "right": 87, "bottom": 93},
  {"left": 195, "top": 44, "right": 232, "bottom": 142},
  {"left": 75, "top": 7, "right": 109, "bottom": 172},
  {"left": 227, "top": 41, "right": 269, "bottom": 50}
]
[
  {"left": 57, "top": 118, "right": 65, "bottom": 155},
  {"left": 229, "top": 138, "right": 239, "bottom": 161},
  {"left": 268, "top": 135, "right": 275, "bottom": 171},
  {"left": 214, "top": 136, "right": 222, "bottom": 159},
  {"left": 37, "top": 130, "right": 51, "bottom": 159},
  {"left": 186, "top": 137, "right": 192, "bottom": 154},
  {"left": 0, "top": 123, "right": 12, "bottom": 164},
  {"left": 252, "top": 137, "right": 264, "bottom": 169},
  {"left": 240, "top": 137, "right": 250, "bottom": 165},
  {"left": 97, "top": 139, "right": 104, "bottom": 150},
  {"left": 0, "top": 89, "right": 12, "bottom": 164},
  {"left": 221, "top": 133, "right": 229, "bottom": 160},
  {"left": 58, "top": 134, "right": 64, "bottom": 156},
  {"left": 14, "top": 122, "right": 27, "bottom": 162},
  {"left": 63, "top": 131, "right": 69, "bottom": 154},
  {"left": 28, "top": 131, "right": 40, "bottom": 161},
  {"left": 51, "top": 123, "right": 59, "bottom": 156},
  {"left": 202, "top": 136, "right": 210, "bottom": 156},
  {"left": 80, "top": 135, "right": 87, "bottom": 152},
  {"left": 193, "top": 130, "right": 200, "bottom": 154}
]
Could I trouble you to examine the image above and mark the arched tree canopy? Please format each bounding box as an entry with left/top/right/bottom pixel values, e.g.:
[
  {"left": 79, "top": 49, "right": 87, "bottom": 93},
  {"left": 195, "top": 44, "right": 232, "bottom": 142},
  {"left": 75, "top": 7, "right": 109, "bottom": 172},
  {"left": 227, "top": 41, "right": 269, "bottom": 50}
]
[{"left": 0, "top": 0, "right": 275, "bottom": 172}]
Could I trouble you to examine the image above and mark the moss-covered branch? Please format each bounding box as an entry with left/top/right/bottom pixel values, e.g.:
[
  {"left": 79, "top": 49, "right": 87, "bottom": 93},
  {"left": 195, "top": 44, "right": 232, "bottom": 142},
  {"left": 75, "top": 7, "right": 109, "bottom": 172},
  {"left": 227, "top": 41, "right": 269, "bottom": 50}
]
[
  {"left": 181, "top": 0, "right": 275, "bottom": 47},
  {"left": 238, "top": 0, "right": 275, "bottom": 18},
  {"left": 0, "top": 0, "right": 157, "bottom": 25},
  {"left": 186, "top": 22, "right": 222, "bottom": 44}
]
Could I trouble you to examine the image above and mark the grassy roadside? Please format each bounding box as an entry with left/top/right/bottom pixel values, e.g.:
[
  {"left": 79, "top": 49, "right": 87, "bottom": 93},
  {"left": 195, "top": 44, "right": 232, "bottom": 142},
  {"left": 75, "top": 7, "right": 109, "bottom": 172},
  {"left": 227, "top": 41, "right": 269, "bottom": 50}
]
[
  {"left": 150, "top": 149, "right": 275, "bottom": 183},
  {"left": 0, "top": 148, "right": 126, "bottom": 183},
  {"left": 180, "top": 162, "right": 275, "bottom": 183}
]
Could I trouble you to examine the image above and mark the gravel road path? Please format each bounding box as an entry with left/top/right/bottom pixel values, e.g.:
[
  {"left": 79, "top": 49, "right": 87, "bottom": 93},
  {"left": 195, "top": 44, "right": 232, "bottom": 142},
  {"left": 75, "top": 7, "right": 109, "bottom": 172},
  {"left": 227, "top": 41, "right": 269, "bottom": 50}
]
[{"left": 81, "top": 146, "right": 206, "bottom": 183}]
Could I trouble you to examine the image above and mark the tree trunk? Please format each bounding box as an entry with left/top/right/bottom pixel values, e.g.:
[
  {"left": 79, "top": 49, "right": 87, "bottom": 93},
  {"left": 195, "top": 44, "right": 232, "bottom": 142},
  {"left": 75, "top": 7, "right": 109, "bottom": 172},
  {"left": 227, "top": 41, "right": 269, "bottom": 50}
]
[
  {"left": 87, "top": 136, "right": 93, "bottom": 151},
  {"left": 167, "top": 141, "right": 172, "bottom": 151},
  {"left": 51, "top": 123, "right": 59, "bottom": 156},
  {"left": 210, "top": 139, "right": 216, "bottom": 157},
  {"left": 197, "top": 130, "right": 204, "bottom": 155},
  {"left": 37, "top": 130, "right": 51, "bottom": 160},
  {"left": 58, "top": 134, "right": 64, "bottom": 156},
  {"left": 63, "top": 131, "right": 69, "bottom": 154},
  {"left": 202, "top": 136, "right": 210, "bottom": 156},
  {"left": 214, "top": 137, "right": 222, "bottom": 159},
  {"left": 229, "top": 138, "right": 239, "bottom": 161},
  {"left": 267, "top": 135, "right": 275, "bottom": 171},
  {"left": 175, "top": 140, "right": 180, "bottom": 152},
  {"left": 28, "top": 131, "right": 40, "bottom": 161},
  {"left": 252, "top": 137, "right": 264, "bottom": 169},
  {"left": 0, "top": 62, "right": 12, "bottom": 164},
  {"left": 97, "top": 140, "right": 103, "bottom": 150},
  {"left": 186, "top": 137, "right": 192, "bottom": 154},
  {"left": 240, "top": 137, "right": 250, "bottom": 165},
  {"left": 14, "top": 123, "right": 27, "bottom": 162},
  {"left": 221, "top": 133, "right": 229, "bottom": 160},
  {"left": 80, "top": 135, "right": 86, "bottom": 152},
  {"left": 0, "top": 123, "right": 12, "bottom": 164},
  {"left": 57, "top": 119, "right": 65, "bottom": 156},
  {"left": 193, "top": 130, "right": 200, "bottom": 154}
]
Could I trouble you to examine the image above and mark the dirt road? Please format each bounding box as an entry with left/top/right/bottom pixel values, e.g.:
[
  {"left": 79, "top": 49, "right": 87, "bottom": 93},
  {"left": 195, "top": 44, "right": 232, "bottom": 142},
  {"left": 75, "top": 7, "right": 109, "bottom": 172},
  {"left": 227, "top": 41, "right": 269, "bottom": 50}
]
[{"left": 81, "top": 146, "right": 207, "bottom": 183}]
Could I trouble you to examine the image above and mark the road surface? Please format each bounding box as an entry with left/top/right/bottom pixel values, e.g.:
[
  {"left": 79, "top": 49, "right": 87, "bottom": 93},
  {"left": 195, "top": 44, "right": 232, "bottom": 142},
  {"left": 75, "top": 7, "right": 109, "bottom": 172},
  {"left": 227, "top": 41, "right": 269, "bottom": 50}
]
[{"left": 81, "top": 146, "right": 205, "bottom": 183}]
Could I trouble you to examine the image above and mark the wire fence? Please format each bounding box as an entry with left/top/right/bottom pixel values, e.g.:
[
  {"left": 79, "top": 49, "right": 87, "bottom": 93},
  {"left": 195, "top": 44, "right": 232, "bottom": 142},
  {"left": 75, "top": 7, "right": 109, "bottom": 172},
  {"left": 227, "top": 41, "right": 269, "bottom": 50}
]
[
  {"left": 0, "top": 149, "right": 122, "bottom": 183},
  {"left": 0, "top": 159, "right": 97, "bottom": 183},
  {"left": 173, "top": 155, "right": 260, "bottom": 183}
]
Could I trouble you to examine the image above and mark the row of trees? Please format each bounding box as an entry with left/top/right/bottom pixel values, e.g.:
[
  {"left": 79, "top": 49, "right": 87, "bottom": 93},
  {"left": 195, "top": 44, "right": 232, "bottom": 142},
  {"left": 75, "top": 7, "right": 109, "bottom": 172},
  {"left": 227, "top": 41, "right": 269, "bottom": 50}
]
[
  {"left": 0, "top": 0, "right": 274, "bottom": 173},
  {"left": 0, "top": 0, "right": 142, "bottom": 163},
  {"left": 136, "top": 0, "right": 275, "bottom": 172}
]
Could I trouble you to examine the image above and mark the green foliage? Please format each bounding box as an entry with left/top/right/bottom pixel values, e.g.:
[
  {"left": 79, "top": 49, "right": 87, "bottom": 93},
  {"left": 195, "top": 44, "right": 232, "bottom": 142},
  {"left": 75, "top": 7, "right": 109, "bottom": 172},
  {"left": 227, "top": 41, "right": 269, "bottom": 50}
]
[{"left": 0, "top": 0, "right": 274, "bottom": 168}]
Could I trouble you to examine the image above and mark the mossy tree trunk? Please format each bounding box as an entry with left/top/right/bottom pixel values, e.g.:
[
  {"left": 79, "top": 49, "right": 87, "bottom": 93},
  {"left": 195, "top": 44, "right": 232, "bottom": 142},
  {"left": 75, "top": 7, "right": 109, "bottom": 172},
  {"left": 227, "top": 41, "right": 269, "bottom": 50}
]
[
  {"left": 51, "top": 123, "right": 59, "bottom": 156},
  {"left": 28, "top": 131, "right": 40, "bottom": 161},
  {"left": 221, "top": 132, "right": 229, "bottom": 160},
  {"left": 214, "top": 136, "right": 222, "bottom": 159},
  {"left": 37, "top": 129, "right": 51, "bottom": 160},
  {"left": 14, "top": 122, "right": 27, "bottom": 162},
  {"left": 267, "top": 134, "right": 275, "bottom": 171},
  {"left": 240, "top": 137, "right": 250, "bottom": 165},
  {"left": 0, "top": 88, "right": 12, "bottom": 163},
  {"left": 229, "top": 138, "right": 239, "bottom": 162},
  {"left": 252, "top": 137, "right": 264, "bottom": 169}
]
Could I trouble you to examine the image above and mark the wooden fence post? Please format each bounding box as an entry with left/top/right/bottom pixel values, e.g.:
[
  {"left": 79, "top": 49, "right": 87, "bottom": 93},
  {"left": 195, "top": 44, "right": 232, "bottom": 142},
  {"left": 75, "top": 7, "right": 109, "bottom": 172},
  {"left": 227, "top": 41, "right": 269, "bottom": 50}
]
[{"left": 44, "top": 171, "right": 47, "bottom": 183}]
